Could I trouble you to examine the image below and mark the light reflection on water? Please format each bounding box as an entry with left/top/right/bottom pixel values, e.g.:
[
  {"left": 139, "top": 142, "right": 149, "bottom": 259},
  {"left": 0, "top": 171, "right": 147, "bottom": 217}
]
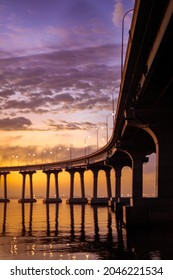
[{"left": 0, "top": 199, "right": 173, "bottom": 260}]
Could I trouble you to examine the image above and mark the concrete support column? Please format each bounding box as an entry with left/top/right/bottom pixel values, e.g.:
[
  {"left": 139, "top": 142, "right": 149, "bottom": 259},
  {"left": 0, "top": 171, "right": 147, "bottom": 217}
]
[
  {"left": 0, "top": 171, "right": 10, "bottom": 202},
  {"left": 53, "top": 170, "right": 62, "bottom": 198},
  {"left": 54, "top": 172, "right": 59, "bottom": 198},
  {"left": 46, "top": 172, "right": 51, "bottom": 199},
  {"left": 153, "top": 125, "right": 173, "bottom": 197},
  {"left": 43, "top": 169, "right": 62, "bottom": 203},
  {"left": 66, "top": 168, "right": 88, "bottom": 203},
  {"left": 22, "top": 173, "right": 26, "bottom": 200},
  {"left": 105, "top": 167, "right": 112, "bottom": 199},
  {"left": 131, "top": 154, "right": 147, "bottom": 199},
  {"left": 114, "top": 166, "right": 122, "bottom": 199},
  {"left": 92, "top": 169, "right": 99, "bottom": 199},
  {"left": 69, "top": 171, "right": 75, "bottom": 199},
  {"left": 3, "top": 173, "right": 8, "bottom": 199},
  {"left": 29, "top": 172, "right": 35, "bottom": 199},
  {"left": 19, "top": 170, "right": 36, "bottom": 203},
  {"left": 89, "top": 166, "right": 110, "bottom": 204},
  {"left": 79, "top": 170, "right": 85, "bottom": 198},
  {"left": 157, "top": 141, "right": 173, "bottom": 197}
]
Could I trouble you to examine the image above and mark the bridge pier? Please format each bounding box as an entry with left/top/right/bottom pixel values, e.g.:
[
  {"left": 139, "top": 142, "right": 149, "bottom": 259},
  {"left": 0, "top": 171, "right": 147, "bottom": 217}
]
[
  {"left": 0, "top": 171, "right": 10, "bottom": 203},
  {"left": 66, "top": 168, "right": 88, "bottom": 203},
  {"left": 131, "top": 153, "right": 148, "bottom": 199},
  {"left": 89, "top": 165, "right": 112, "bottom": 205},
  {"left": 108, "top": 165, "right": 122, "bottom": 208},
  {"left": 43, "top": 169, "right": 62, "bottom": 203},
  {"left": 18, "top": 171, "right": 37, "bottom": 203},
  {"left": 125, "top": 127, "right": 173, "bottom": 227},
  {"left": 107, "top": 164, "right": 130, "bottom": 216},
  {"left": 153, "top": 125, "right": 173, "bottom": 198}
]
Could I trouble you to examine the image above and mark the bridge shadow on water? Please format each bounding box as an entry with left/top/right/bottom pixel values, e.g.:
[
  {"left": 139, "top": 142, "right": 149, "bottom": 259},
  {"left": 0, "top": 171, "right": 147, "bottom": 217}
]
[
  {"left": 126, "top": 227, "right": 173, "bottom": 260},
  {"left": 0, "top": 201, "right": 173, "bottom": 259}
]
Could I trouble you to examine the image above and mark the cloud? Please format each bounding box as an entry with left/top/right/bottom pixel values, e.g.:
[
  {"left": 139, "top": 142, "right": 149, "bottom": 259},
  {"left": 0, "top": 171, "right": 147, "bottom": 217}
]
[
  {"left": 112, "top": 0, "right": 124, "bottom": 27},
  {"left": 0, "top": 44, "right": 119, "bottom": 117},
  {"left": 0, "top": 89, "right": 15, "bottom": 98},
  {"left": 54, "top": 93, "right": 74, "bottom": 103},
  {"left": 46, "top": 120, "right": 96, "bottom": 131},
  {"left": 0, "top": 117, "right": 32, "bottom": 130}
]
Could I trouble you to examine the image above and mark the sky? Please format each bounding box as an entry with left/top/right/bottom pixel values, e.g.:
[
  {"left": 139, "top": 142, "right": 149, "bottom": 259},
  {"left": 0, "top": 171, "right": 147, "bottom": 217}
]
[
  {"left": 0, "top": 0, "right": 156, "bottom": 198},
  {"left": 0, "top": 0, "right": 135, "bottom": 165}
]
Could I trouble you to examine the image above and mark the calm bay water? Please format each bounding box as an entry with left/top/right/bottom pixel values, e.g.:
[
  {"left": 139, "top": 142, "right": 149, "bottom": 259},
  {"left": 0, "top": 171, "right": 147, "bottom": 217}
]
[{"left": 0, "top": 199, "right": 173, "bottom": 260}]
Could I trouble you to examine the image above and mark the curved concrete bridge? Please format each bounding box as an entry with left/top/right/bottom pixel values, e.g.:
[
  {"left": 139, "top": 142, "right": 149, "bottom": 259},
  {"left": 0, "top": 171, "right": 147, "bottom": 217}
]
[{"left": 0, "top": 0, "right": 173, "bottom": 227}]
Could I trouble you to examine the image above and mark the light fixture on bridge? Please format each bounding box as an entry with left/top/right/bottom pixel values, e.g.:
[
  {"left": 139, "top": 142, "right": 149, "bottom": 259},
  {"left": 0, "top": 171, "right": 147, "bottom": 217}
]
[
  {"left": 42, "top": 150, "right": 46, "bottom": 163},
  {"left": 67, "top": 143, "right": 75, "bottom": 160},
  {"left": 121, "top": 8, "right": 134, "bottom": 79},
  {"left": 56, "top": 147, "right": 61, "bottom": 161},
  {"left": 50, "top": 151, "right": 54, "bottom": 162},
  {"left": 106, "top": 113, "right": 115, "bottom": 143},
  {"left": 96, "top": 126, "right": 104, "bottom": 150},
  {"left": 111, "top": 85, "right": 119, "bottom": 116},
  {"left": 84, "top": 136, "right": 90, "bottom": 156}
]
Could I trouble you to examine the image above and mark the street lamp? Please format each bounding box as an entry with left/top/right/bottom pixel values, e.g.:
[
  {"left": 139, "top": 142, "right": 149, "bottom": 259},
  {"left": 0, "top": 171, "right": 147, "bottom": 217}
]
[
  {"left": 121, "top": 8, "right": 134, "bottom": 79},
  {"left": 106, "top": 113, "right": 115, "bottom": 143},
  {"left": 11, "top": 155, "right": 15, "bottom": 166},
  {"left": 96, "top": 126, "right": 104, "bottom": 150},
  {"left": 67, "top": 144, "right": 74, "bottom": 160},
  {"left": 26, "top": 153, "right": 31, "bottom": 165},
  {"left": 56, "top": 147, "right": 61, "bottom": 161},
  {"left": 84, "top": 136, "right": 90, "bottom": 155},
  {"left": 42, "top": 150, "right": 46, "bottom": 163},
  {"left": 111, "top": 85, "right": 120, "bottom": 116},
  {"left": 16, "top": 155, "right": 19, "bottom": 166},
  {"left": 32, "top": 153, "right": 36, "bottom": 164},
  {"left": 50, "top": 151, "right": 54, "bottom": 162}
]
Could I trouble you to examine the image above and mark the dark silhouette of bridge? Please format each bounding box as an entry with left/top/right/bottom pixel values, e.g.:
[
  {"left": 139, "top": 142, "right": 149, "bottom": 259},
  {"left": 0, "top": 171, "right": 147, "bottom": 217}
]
[{"left": 0, "top": 0, "right": 173, "bottom": 227}]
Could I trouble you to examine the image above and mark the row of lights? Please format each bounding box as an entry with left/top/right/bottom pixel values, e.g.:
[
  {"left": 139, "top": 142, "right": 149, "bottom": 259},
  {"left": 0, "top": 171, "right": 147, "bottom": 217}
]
[{"left": 0, "top": 113, "right": 115, "bottom": 166}]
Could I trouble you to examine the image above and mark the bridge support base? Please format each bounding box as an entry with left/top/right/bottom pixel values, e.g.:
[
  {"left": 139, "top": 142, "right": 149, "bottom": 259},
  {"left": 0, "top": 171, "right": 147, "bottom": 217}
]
[
  {"left": 18, "top": 198, "right": 37, "bottom": 203},
  {"left": 89, "top": 197, "right": 109, "bottom": 205},
  {"left": 108, "top": 197, "right": 131, "bottom": 208},
  {"left": 66, "top": 198, "right": 88, "bottom": 204},
  {"left": 43, "top": 198, "right": 62, "bottom": 203},
  {"left": 123, "top": 198, "right": 173, "bottom": 228},
  {"left": 0, "top": 198, "right": 10, "bottom": 203}
]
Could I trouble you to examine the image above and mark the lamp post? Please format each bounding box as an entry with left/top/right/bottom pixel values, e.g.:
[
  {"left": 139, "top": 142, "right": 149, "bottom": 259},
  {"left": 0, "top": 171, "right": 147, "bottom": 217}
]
[
  {"left": 96, "top": 126, "right": 104, "bottom": 150},
  {"left": 121, "top": 8, "right": 134, "bottom": 79},
  {"left": 32, "top": 153, "right": 36, "bottom": 164},
  {"left": 11, "top": 155, "right": 15, "bottom": 166},
  {"left": 106, "top": 113, "right": 115, "bottom": 143},
  {"left": 111, "top": 85, "right": 119, "bottom": 117},
  {"left": 26, "top": 153, "right": 30, "bottom": 165},
  {"left": 16, "top": 155, "right": 19, "bottom": 166},
  {"left": 56, "top": 147, "right": 61, "bottom": 161},
  {"left": 50, "top": 151, "right": 54, "bottom": 162},
  {"left": 67, "top": 144, "right": 74, "bottom": 160},
  {"left": 42, "top": 150, "right": 46, "bottom": 163},
  {"left": 84, "top": 136, "right": 90, "bottom": 156}
]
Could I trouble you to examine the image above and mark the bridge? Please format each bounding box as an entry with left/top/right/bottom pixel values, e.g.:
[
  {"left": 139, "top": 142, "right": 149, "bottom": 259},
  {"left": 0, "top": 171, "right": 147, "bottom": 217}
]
[{"left": 0, "top": 0, "right": 173, "bottom": 227}]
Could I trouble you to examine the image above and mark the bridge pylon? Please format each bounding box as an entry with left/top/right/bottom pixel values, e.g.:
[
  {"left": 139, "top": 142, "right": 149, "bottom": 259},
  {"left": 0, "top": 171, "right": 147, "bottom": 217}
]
[
  {"left": 65, "top": 167, "right": 88, "bottom": 204},
  {"left": 43, "top": 169, "right": 62, "bottom": 203},
  {"left": 18, "top": 170, "right": 37, "bottom": 203},
  {"left": 0, "top": 171, "right": 10, "bottom": 203}
]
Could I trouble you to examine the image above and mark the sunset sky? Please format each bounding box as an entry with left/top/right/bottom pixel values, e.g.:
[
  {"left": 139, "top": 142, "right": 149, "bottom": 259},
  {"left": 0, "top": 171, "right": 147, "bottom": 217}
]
[
  {"left": 0, "top": 0, "right": 135, "bottom": 165},
  {"left": 0, "top": 0, "right": 156, "bottom": 198}
]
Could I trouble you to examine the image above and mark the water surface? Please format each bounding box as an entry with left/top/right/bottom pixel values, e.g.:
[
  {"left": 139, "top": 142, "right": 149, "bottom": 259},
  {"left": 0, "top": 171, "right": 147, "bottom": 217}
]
[{"left": 0, "top": 199, "right": 172, "bottom": 260}]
